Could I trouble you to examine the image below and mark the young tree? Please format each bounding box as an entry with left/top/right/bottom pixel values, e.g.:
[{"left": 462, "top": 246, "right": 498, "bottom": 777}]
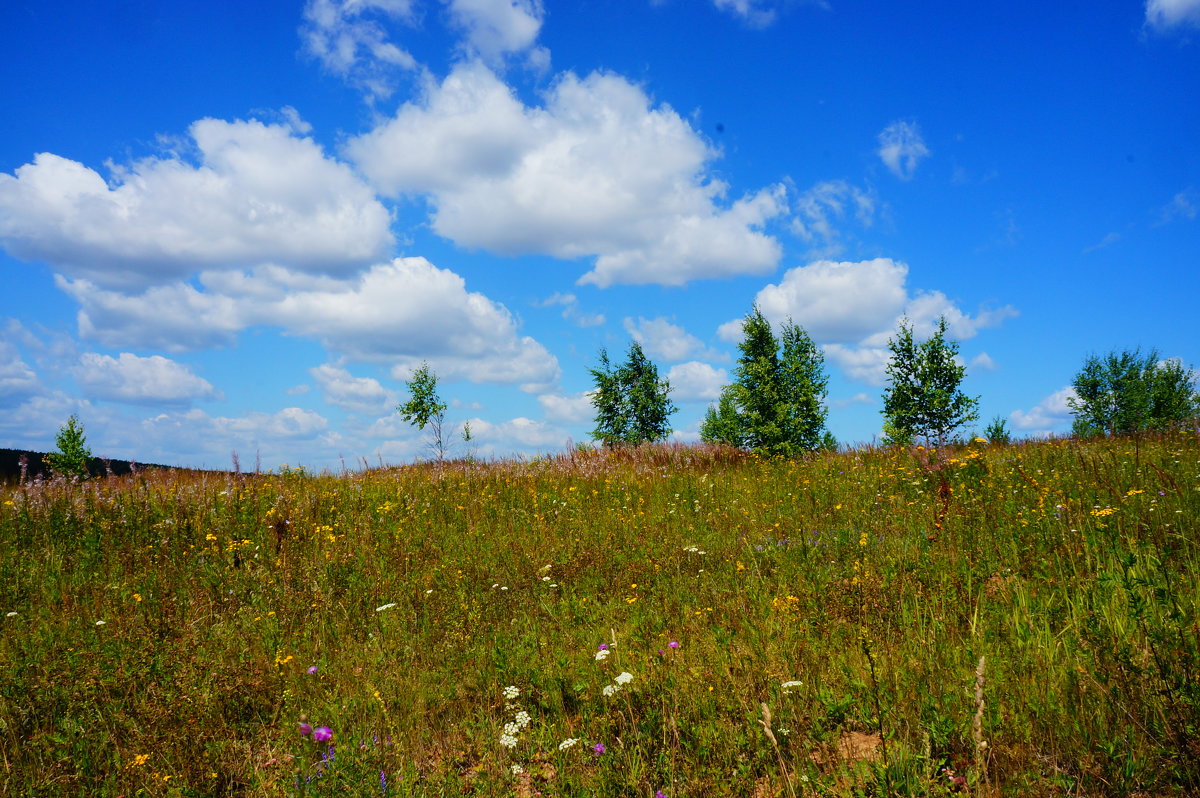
[
  {"left": 45, "top": 414, "right": 92, "bottom": 480},
  {"left": 881, "top": 317, "right": 979, "bottom": 447},
  {"left": 590, "top": 342, "right": 676, "bottom": 446},
  {"left": 700, "top": 386, "right": 745, "bottom": 448},
  {"left": 1068, "top": 348, "right": 1199, "bottom": 437},
  {"left": 701, "top": 306, "right": 830, "bottom": 455},
  {"left": 397, "top": 362, "right": 450, "bottom": 461}
]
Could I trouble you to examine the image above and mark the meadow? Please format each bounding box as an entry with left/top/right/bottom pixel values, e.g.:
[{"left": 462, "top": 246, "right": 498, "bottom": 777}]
[{"left": 1, "top": 432, "right": 1198, "bottom": 797}]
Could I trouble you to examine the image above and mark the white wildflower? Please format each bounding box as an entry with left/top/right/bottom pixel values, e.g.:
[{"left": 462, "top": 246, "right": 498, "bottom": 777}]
[
  {"left": 594, "top": 649, "right": 610, "bottom": 661},
  {"left": 614, "top": 671, "right": 633, "bottom": 685},
  {"left": 499, "top": 732, "right": 518, "bottom": 748},
  {"left": 503, "top": 722, "right": 521, "bottom": 736},
  {"left": 781, "top": 680, "right": 804, "bottom": 692},
  {"left": 375, "top": 602, "right": 397, "bottom": 612},
  {"left": 602, "top": 684, "right": 619, "bottom": 697},
  {"left": 503, "top": 685, "right": 520, "bottom": 700},
  {"left": 511, "top": 764, "right": 524, "bottom": 775},
  {"left": 514, "top": 711, "right": 531, "bottom": 729},
  {"left": 558, "top": 738, "right": 578, "bottom": 750}
]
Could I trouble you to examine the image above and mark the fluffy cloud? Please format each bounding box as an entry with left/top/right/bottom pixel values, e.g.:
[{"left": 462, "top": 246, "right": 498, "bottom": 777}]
[
  {"left": 877, "top": 120, "right": 930, "bottom": 181},
  {"left": 1146, "top": 0, "right": 1200, "bottom": 29},
  {"left": 300, "top": 0, "right": 419, "bottom": 99},
  {"left": 0, "top": 339, "right": 41, "bottom": 407},
  {"left": 447, "top": 0, "right": 546, "bottom": 64},
  {"left": 822, "top": 344, "right": 892, "bottom": 386},
  {"left": 725, "top": 258, "right": 1016, "bottom": 385},
  {"left": 751, "top": 259, "right": 909, "bottom": 344},
  {"left": 310, "top": 364, "right": 396, "bottom": 414},
  {"left": 744, "top": 258, "right": 1016, "bottom": 347},
  {"left": 666, "top": 361, "right": 728, "bottom": 402},
  {"left": 60, "top": 257, "right": 561, "bottom": 392},
  {"left": 347, "top": 62, "right": 785, "bottom": 287},
  {"left": 538, "top": 391, "right": 595, "bottom": 424},
  {"left": 466, "top": 416, "right": 571, "bottom": 451},
  {"left": 74, "top": 353, "right": 218, "bottom": 405},
  {"left": 0, "top": 118, "right": 392, "bottom": 290},
  {"left": 1011, "top": 387, "right": 1076, "bottom": 433},
  {"left": 623, "top": 317, "right": 722, "bottom": 363}
]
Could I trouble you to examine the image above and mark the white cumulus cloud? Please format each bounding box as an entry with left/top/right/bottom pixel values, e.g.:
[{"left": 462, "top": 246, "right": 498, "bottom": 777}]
[
  {"left": 538, "top": 391, "right": 595, "bottom": 424},
  {"left": 726, "top": 258, "right": 1016, "bottom": 385},
  {"left": 623, "top": 317, "right": 722, "bottom": 363},
  {"left": 74, "top": 353, "right": 218, "bottom": 405},
  {"left": 447, "top": 0, "right": 547, "bottom": 64},
  {"left": 310, "top": 364, "right": 396, "bottom": 414},
  {"left": 347, "top": 61, "right": 785, "bottom": 287},
  {"left": 666, "top": 361, "right": 728, "bottom": 402},
  {"left": 300, "top": 0, "right": 420, "bottom": 100},
  {"left": 0, "top": 118, "right": 392, "bottom": 290},
  {"left": 1146, "top": 0, "right": 1200, "bottom": 30},
  {"left": 59, "top": 257, "right": 561, "bottom": 392},
  {"left": 877, "top": 120, "right": 930, "bottom": 181},
  {"left": 1011, "top": 387, "right": 1076, "bottom": 433}
]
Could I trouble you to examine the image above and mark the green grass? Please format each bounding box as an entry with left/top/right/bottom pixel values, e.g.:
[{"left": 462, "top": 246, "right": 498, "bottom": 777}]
[{"left": 1, "top": 433, "right": 1198, "bottom": 796}]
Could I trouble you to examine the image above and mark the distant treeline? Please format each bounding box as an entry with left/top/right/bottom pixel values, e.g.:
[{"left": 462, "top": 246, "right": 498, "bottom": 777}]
[{"left": 0, "top": 448, "right": 204, "bottom": 483}]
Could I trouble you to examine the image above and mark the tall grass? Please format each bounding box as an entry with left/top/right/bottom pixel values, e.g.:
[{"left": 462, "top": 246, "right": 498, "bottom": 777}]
[{"left": 1, "top": 433, "right": 1197, "bottom": 796}]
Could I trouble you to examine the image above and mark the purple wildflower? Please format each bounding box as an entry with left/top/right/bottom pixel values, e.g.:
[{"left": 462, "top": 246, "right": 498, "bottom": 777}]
[
  {"left": 592, "top": 743, "right": 606, "bottom": 755},
  {"left": 668, "top": 640, "right": 679, "bottom": 649},
  {"left": 298, "top": 722, "right": 312, "bottom": 736},
  {"left": 598, "top": 643, "right": 609, "bottom": 650},
  {"left": 307, "top": 665, "right": 318, "bottom": 675},
  {"left": 312, "top": 726, "right": 333, "bottom": 742}
]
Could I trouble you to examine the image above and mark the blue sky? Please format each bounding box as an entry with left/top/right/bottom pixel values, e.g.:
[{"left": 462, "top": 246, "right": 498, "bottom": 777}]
[{"left": 2, "top": 0, "right": 1198, "bottom": 470}]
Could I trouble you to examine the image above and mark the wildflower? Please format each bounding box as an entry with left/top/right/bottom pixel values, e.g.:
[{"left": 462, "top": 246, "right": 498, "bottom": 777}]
[
  {"left": 375, "top": 603, "right": 397, "bottom": 612},
  {"left": 513, "top": 711, "right": 531, "bottom": 728},
  {"left": 668, "top": 640, "right": 679, "bottom": 649},
  {"left": 614, "top": 671, "right": 633, "bottom": 685},
  {"left": 558, "top": 738, "right": 578, "bottom": 750},
  {"left": 503, "top": 685, "right": 520, "bottom": 700},
  {"left": 499, "top": 733, "right": 518, "bottom": 748},
  {"left": 602, "top": 685, "right": 619, "bottom": 697},
  {"left": 656, "top": 792, "right": 668, "bottom": 798},
  {"left": 312, "top": 726, "right": 333, "bottom": 742},
  {"left": 781, "top": 680, "right": 803, "bottom": 692},
  {"left": 511, "top": 764, "right": 524, "bottom": 774},
  {"left": 595, "top": 649, "right": 610, "bottom": 661},
  {"left": 299, "top": 722, "right": 312, "bottom": 735},
  {"left": 591, "top": 743, "right": 606, "bottom": 755},
  {"left": 307, "top": 666, "right": 318, "bottom": 675}
]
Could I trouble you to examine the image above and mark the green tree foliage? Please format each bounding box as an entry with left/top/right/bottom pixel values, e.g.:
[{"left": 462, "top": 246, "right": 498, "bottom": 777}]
[
  {"left": 881, "top": 317, "right": 979, "bottom": 447},
  {"left": 45, "top": 414, "right": 92, "bottom": 480},
  {"left": 984, "top": 415, "right": 1012, "bottom": 444},
  {"left": 590, "top": 342, "right": 677, "bottom": 446},
  {"left": 1068, "top": 348, "right": 1200, "bottom": 437},
  {"left": 700, "top": 306, "right": 830, "bottom": 455},
  {"left": 397, "top": 362, "right": 451, "bottom": 461}
]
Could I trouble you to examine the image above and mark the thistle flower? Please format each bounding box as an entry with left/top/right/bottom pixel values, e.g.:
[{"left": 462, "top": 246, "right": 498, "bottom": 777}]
[
  {"left": 299, "top": 722, "right": 312, "bottom": 736},
  {"left": 312, "top": 726, "right": 332, "bottom": 742}
]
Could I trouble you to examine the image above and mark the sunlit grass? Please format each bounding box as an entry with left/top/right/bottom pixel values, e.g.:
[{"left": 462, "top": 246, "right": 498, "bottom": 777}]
[{"left": 1, "top": 433, "right": 1198, "bottom": 796}]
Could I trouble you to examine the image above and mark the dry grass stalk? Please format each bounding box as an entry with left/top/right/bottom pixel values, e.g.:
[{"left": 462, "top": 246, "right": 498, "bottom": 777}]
[{"left": 974, "top": 655, "right": 989, "bottom": 789}]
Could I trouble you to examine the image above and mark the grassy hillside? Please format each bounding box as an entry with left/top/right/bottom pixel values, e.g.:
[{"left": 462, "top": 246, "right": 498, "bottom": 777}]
[{"left": 1, "top": 435, "right": 1197, "bottom": 796}]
